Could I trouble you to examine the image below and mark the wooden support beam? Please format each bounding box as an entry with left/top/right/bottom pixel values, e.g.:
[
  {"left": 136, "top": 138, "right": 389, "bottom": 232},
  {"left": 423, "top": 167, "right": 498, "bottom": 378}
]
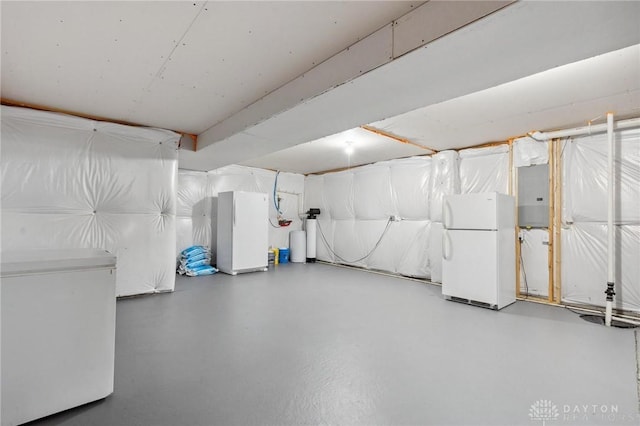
[
  {"left": 360, "top": 125, "right": 435, "bottom": 151},
  {"left": 1, "top": 98, "right": 195, "bottom": 140},
  {"left": 468, "top": 140, "right": 511, "bottom": 149}
]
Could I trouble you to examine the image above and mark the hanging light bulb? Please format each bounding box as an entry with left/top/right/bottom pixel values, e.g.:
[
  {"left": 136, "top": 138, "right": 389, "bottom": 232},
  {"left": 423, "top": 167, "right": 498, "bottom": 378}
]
[{"left": 344, "top": 141, "right": 354, "bottom": 155}]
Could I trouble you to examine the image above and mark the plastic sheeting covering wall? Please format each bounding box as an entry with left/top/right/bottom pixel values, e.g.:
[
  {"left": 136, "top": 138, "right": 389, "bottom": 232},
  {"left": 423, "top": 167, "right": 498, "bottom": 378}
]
[
  {"left": 177, "top": 165, "right": 304, "bottom": 259},
  {"left": 1, "top": 106, "right": 179, "bottom": 296},
  {"left": 304, "top": 147, "right": 510, "bottom": 280},
  {"left": 519, "top": 229, "right": 549, "bottom": 298},
  {"left": 561, "top": 128, "right": 640, "bottom": 312},
  {"left": 459, "top": 145, "right": 509, "bottom": 194},
  {"left": 304, "top": 157, "right": 433, "bottom": 278},
  {"left": 513, "top": 137, "right": 548, "bottom": 167}
]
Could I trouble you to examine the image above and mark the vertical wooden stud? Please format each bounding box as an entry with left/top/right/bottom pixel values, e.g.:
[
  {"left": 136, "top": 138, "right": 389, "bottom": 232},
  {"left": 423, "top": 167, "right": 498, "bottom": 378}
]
[
  {"left": 547, "top": 139, "right": 555, "bottom": 302},
  {"left": 511, "top": 139, "right": 522, "bottom": 298},
  {"left": 554, "top": 138, "right": 563, "bottom": 303}
]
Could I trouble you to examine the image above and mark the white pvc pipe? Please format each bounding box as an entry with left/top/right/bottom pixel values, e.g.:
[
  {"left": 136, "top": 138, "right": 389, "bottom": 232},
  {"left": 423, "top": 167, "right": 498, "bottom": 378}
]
[
  {"left": 530, "top": 116, "right": 640, "bottom": 141},
  {"left": 605, "top": 112, "right": 615, "bottom": 327}
]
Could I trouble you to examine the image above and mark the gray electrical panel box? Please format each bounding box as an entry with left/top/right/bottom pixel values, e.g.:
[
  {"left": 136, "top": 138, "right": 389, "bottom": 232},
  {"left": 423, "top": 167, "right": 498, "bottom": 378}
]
[{"left": 518, "top": 164, "right": 549, "bottom": 228}]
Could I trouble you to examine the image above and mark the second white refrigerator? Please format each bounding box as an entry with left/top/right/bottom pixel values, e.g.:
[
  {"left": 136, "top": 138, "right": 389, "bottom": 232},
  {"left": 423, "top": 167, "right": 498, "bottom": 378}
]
[
  {"left": 442, "top": 192, "right": 516, "bottom": 310},
  {"left": 216, "top": 191, "right": 269, "bottom": 275}
]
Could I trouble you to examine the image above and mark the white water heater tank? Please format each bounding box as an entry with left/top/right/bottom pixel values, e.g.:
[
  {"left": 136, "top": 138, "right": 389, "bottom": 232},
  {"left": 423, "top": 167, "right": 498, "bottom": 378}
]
[{"left": 289, "top": 230, "right": 306, "bottom": 263}]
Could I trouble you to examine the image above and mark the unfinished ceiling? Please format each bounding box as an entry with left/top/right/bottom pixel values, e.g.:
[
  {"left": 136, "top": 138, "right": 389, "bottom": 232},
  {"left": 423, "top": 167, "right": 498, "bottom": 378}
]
[
  {"left": 2, "top": 1, "right": 640, "bottom": 174},
  {"left": 242, "top": 127, "right": 431, "bottom": 174},
  {"left": 244, "top": 42, "right": 639, "bottom": 174},
  {"left": 1, "top": 1, "right": 422, "bottom": 133}
]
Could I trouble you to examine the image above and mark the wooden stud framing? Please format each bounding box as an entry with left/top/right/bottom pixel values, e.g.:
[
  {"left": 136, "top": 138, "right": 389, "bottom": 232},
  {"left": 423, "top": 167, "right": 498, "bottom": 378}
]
[
  {"left": 511, "top": 139, "right": 522, "bottom": 298},
  {"left": 469, "top": 140, "right": 511, "bottom": 150},
  {"left": 553, "top": 138, "right": 563, "bottom": 303},
  {"left": 1, "top": 97, "right": 195, "bottom": 139},
  {"left": 360, "top": 125, "right": 436, "bottom": 151},
  {"left": 547, "top": 139, "right": 555, "bottom": 302}
]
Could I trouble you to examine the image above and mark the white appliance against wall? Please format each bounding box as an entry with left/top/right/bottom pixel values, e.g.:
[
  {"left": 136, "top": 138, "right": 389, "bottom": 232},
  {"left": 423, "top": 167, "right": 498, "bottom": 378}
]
[
  {"left": 216, "top": 191, "right": 269, "bottom": 275},
  {"left": 442, "top": 192, "right": 516, "bottom": 310},
  {"left": 289, "top": 230, "right": 306, "bottom": 263},
  {"left": 305, "top": 208, "right": 320, "bottom": 263},
  {"left": 1, "top": 248, "right": 117, "bottom": 426}
]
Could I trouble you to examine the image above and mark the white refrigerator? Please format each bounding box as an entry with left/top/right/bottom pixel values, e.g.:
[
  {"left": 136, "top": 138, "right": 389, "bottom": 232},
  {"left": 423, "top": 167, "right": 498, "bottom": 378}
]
[
  {"left": 442, "top": 192, "right": 516, "bottom": 310},
  {"left": 216, "top": 191, "right": 269, "bottom": 275}
]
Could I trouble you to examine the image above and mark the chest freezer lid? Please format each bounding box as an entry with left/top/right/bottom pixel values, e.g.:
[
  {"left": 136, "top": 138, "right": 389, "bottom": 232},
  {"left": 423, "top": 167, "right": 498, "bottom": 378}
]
[{"left": 1, "top": 248, "right": 116, "bottom": 276}]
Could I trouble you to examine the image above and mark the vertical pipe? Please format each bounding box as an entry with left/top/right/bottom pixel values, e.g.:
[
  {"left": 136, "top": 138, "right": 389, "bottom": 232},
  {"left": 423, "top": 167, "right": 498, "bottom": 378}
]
[{"left": 605, "top": 112, "right": 615, "bottom": 327}]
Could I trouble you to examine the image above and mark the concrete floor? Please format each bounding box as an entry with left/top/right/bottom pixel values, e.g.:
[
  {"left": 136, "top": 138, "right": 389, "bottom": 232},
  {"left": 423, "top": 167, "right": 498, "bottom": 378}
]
[{"left": 32, "top": 263, "right": 639, "bottom": 426}]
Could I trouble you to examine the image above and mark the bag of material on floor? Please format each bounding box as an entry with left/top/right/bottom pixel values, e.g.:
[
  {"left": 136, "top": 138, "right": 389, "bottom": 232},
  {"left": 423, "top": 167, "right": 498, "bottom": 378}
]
[
  {"left": 180, "top": 245, "right": 209, "bottom": 258},
  {"left": 185, "top": 264, "right": 217, "bottom": 277},
  {"left": 182, "top": 257, "right": 211, "bottom": 269},
  {"left": 177, "top": 245, "right": 216, "bottom": 276},
  {"left": 180, "top": 251, "right": 210, "bottom": 264}
]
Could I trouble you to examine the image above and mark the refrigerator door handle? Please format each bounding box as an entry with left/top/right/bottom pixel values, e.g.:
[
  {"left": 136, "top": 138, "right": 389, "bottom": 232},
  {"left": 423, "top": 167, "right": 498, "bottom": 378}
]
[
  {"left": 233, "top": 198, "right": 236, "bottom": 227},
  {"left": 442, "top": 229, "right": 450, "bottom": 261},
  {"left": 443, "top": 200, "right": 451, "bottom": 229}
]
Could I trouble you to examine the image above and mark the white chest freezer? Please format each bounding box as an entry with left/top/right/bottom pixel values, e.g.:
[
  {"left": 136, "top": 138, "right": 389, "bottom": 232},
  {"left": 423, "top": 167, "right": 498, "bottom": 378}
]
[{"left": 1, "top": 248, "right": 117, "bottom": 426}]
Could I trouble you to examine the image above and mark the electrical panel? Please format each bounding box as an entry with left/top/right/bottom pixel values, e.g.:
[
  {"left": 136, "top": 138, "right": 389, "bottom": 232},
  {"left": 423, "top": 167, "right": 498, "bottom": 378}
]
[{"left": 518, "top": 164, "right": 549, "bottom": 228}]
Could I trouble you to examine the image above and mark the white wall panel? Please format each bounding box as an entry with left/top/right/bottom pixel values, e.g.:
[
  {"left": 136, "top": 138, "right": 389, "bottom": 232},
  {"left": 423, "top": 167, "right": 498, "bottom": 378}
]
[
  {"left": 513, "top": 137, "right": 548, "bottom": 168},
  {"left": 562, "top": 223, "right": 639, "bottom": 313},
  {"left": 353, "top": 164, "right": 395, "bottom": 220},
  {"left": 176, "top": 171, "right": 212, "bottom": 255},
  {"left": 364, "top": 221, "right": 402, "bottom": 274},
  {"left": 563, "top": 128, "right": 640, "bottom": 224},
  {"left": 331, "top": 220, "right": 365, "bottom": 267},
  {"left": 303, "top": 175, "right": 328, "bottom": 217},
  {"left": 560, "top": 127, "right": 640, "bottom": 313},
  {"left": 428, "top": 222, "right": 444, "bottom": 283},
  {"left": 323, "top": 171, "right": 355, "bottom": 220},
  {"left": 305, "top": 156, "right": 434, "bottom": 279},
  {"left": 1, "top": 106, "right": 179, "bottom": 296},
  {"left": 459, "top": 145, "right": 509, "bottom": 194},
  {"left": 394, "top": 220, "right": 431, "bottom": 278},
  {"left": 315, "top": 218, "right": 335, "bottom": 263},
  {"left": 519, "top": 229, "right": 549, "bottom": 297},
  {"left": 389, "top": 157, "right": 431, "bottom": 220},
  {"left": 429, "top": 150, "right": 460, "bottom": 222},
  {"left": 176, "top": 166, "right": 305, "bottom": 258},
  {"left": 356, "top": 219, "right": 393, "bottom": 271}
]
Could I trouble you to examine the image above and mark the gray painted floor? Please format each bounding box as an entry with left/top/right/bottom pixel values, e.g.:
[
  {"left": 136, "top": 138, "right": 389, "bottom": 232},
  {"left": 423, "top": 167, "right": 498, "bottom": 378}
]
[{"left": 32, "top": 263, "right": 638, "bottom": 426}]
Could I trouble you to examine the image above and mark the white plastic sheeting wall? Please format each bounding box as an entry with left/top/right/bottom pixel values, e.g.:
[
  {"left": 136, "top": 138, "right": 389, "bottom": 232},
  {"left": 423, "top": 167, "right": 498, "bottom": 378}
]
[
  {"left": 561, "top": 128, "right": 640, "bottom": 312},
  {"left": 1, "top": 106, "right": 179, "bottom": 296},
  {"left": 304, "top": 147, "right": 512, "bottom": 281},
  {"left": 513, "top": 137, "right": 548, "bottom": 167},
  {"left": 428, "top": 150, "right": 459, "bottom": 222},
  {"left": 305, "top": 157, "right": 433, "bottom": 278},
  {"left": 176, "top": 165, "right": 304, "bottom": 259},
  {"left": 519, "top": 229, "right": 549, "bottom": 298},
  {"left": 459, "top": 145, "right": 509, "bottom": 194}
]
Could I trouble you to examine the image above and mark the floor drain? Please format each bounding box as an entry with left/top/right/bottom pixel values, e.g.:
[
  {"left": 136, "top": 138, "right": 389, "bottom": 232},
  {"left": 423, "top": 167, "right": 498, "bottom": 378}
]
[{"left": 580, "top": 314, "right": 638, "bottom": 329}]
